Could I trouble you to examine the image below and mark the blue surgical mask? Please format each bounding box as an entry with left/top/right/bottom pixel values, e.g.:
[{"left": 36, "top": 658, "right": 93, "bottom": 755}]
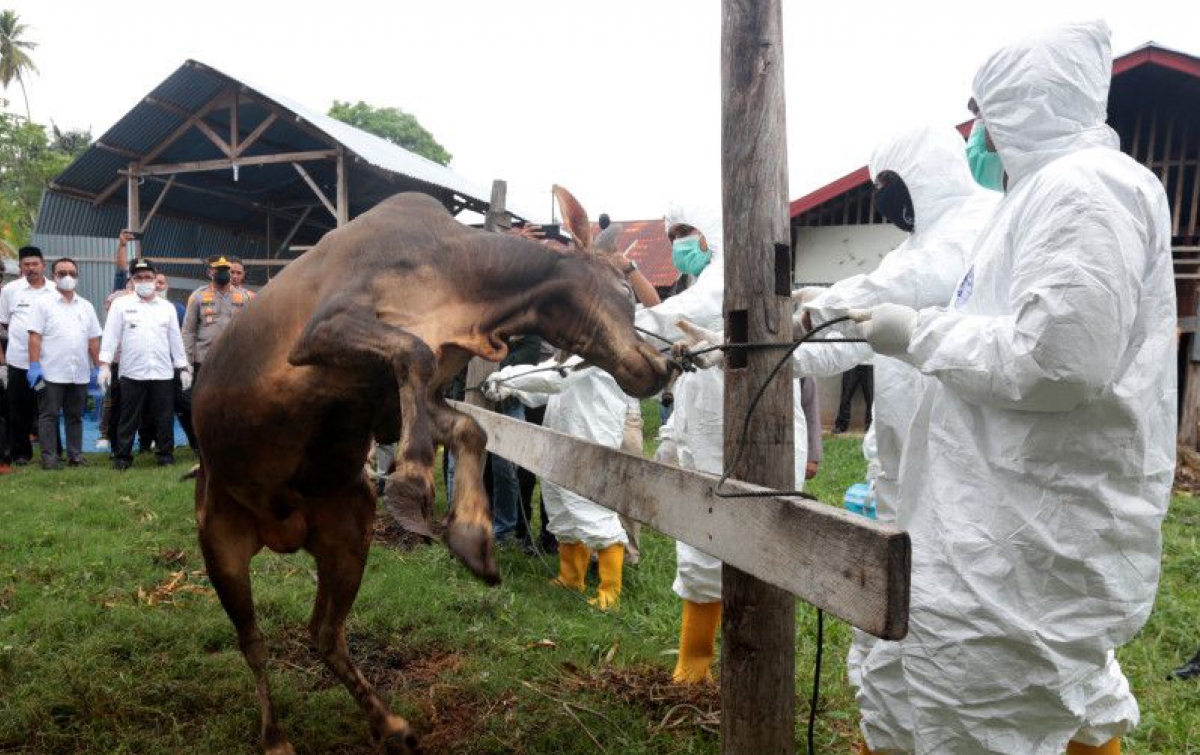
[
  {"left": 672, "top": 236, "right": 711, "bottom": 276},
  {"left": 966, "top": 120, "right": 1004, "bottom": 192}
]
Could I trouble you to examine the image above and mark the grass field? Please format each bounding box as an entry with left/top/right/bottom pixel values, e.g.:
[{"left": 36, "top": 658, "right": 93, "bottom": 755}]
[{"left": 1, "top": 406, "right": 1198, "bottom": 754}]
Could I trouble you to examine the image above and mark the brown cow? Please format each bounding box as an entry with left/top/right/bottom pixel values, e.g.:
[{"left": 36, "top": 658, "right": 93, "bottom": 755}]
[{"left": 191, "top": 187, "right": 672, "bottom": 754}]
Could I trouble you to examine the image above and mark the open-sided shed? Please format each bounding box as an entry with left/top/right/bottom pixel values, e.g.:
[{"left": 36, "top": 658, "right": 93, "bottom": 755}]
[{"left": 32, "top": 59, "right": 520, "bottom": 302}]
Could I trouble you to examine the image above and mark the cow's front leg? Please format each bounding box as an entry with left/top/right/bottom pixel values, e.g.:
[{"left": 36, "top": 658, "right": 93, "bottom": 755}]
[
  {"left": 289, "top": 299, "right": 437, "bottom": 538},
  {"left": 428, "top": 398, "right": 499, "bottom": 585}
]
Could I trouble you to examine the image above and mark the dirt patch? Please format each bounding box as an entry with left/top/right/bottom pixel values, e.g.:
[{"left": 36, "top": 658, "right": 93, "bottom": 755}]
[
  {"left": 372, "top": 515, "right": 438, "bottom": 551},
  {"left": 550, "top": 663, "right": 721, "bottom": 737},
  {"left": 275, "top": 626, "right": 463, "bottom": 692},
  {"left": 274, "top": 626, "right": 504, "bottom": 751},
  {"left": 1176, "top": 445, "right": 1200, "bottom": 495}
]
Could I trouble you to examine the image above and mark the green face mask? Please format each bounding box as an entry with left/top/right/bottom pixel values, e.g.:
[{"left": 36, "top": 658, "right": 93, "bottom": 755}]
[
  {"left": 966, "top": 120, "right": 1004, "bottom": 192},
  {"left": 672, "top": 236, "right": 711, "bottom": 276}
]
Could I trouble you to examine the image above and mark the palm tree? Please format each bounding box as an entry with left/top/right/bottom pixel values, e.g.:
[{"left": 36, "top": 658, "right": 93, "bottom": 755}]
[{"left": 0, "top": 10, "right": 38, "bottom": 121}]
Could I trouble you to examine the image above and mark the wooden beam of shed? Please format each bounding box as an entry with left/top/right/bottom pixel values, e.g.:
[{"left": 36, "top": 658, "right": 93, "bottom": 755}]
[
  {"left": 141, "top": 175, "right": 175, "bottom": 228},
  {"left": 452, "top": 401, "right": 910, "bottom": 640},
  {"left": 275, "top": 205, "right": 312, "bottom": 256},
  {"left": 137, "top": 174, "right": 334, "bottom": 232},
  {"left": 234, "top": 112, "right": 278, "bottom": 156},
  {"left": 293, "top": 162, "right": 338, "bottom": 219},
  {"left": 96, "top": 141, "right": 142, "bottom": 160},
  {"left": 143, "top": 95, "right": 192, "bottom": 119},
  {"left": 193, "top": 117, "right": 233, "bottom": 157},
  {"left": 136, "top": 149, "right": 336, "bottom": 176},
  {"left": 94, "top": 87, "right": 234, "bottom": 206}
]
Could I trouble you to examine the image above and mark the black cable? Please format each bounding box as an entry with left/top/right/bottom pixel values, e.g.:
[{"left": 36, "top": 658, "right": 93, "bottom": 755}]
[
  {"left": 808, "top": 608, "right": 824, "bottom": 754},
  {"left": 712, "top": 315, "right": 858, "bottom": 500}
]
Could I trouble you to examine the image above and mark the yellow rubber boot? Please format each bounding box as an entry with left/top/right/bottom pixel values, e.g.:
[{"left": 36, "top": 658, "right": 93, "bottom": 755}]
[
  {"left": 587, "top": 544, "right": 624, "bottom": 610},
  {"left": 551, "top": 541, "right": 590, "bottom": 592},
  {"left": 1067, "top": 740, "right": 1120, "bottom": 754},
  {"left": 672, "top": 600, "right": 722, "bottom": 684}
]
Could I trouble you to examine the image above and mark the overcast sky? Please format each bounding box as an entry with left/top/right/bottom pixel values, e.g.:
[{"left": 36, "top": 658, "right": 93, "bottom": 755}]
[{"left": 5, "top": 0, "right": 1199, "bottom": 222}]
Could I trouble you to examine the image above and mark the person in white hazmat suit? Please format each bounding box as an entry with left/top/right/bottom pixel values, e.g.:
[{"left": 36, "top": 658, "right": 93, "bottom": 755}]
[
  {"left": 850, "top": 21, "right": 1176, "bottom": 755},
  {"left": 787, "top": 124, "right": 1001, "bottom": 747},
  {"left": 483, "top": 355, "right": 630, "bottom": 609},
  {"left": 635, "top": 204, "right": 809, "bottom": 684}
]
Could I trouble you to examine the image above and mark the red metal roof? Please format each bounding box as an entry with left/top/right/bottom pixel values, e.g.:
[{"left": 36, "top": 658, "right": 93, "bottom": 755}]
[
  {"left": 789, "top": 43, "right": 1200, "bottom": 219},
  {"left": 593, "top": 219, "right": 678, "bottom": 287}
]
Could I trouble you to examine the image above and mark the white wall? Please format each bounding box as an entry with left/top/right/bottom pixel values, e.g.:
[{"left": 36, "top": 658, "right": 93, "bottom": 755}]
[
  {"left": 792, "top": 224, "right": 905, "bottom": 285},
  {"left": 793, "top": 223, "right": 902, "bottom": 429}
]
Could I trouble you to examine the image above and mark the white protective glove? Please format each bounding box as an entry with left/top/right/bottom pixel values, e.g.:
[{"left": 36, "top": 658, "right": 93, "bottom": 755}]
[
  {"left": 98, "top": 364, "right": 112, "bottom": 392},
  {"left": 791, "top": 286, "right": 827, "bottom": 332},
  {"left": 0, "top": 364, "right": 7, "bottom": 389},
  {"left": 179, "top": 367, "right": 193, "bottom": 391},
  {"left": 481, "top": 374, "right": 515, "bottom": 404},
  {"left": 673, "top": 318, "right": 724, "bottom": 369},
  {"left": 654, "top": 437, "right": 679, "bottom": 465},
  {"left": 849, "top": 303, "right": 919, "bottom": 356}
]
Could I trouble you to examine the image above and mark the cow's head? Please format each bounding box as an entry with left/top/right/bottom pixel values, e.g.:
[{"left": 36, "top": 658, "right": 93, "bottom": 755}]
[{"left": 525, "top": 186, "right": 674, "bottom": 398}]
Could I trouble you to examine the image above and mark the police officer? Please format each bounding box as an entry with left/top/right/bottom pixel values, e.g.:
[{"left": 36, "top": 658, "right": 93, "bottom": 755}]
[{"left": 181, "top": 255, "right": 255, "bottom": 375}]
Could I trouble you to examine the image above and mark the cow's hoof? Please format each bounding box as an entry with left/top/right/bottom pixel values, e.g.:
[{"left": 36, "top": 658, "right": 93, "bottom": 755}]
[
  {"left": 445, "top": 521, "right": 500, "bottom": 585},
  {"left": 379, "top": 728, "right": 421, "bottom": 754}
]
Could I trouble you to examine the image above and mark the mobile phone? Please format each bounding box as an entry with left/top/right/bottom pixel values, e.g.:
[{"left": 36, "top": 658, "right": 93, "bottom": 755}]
[
  {"left": 128, "top": 231, "right": 144, "bottom": 240},
  {"left": 540, "top": 223, "right": 560, "bottom": 238}
]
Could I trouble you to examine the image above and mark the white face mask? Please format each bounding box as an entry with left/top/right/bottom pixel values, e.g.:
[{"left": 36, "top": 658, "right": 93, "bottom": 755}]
[
  {"left": 56, "top": 275, "right": 78, "bottom": 292},
  {"left": 135, "top": 281, "right": 157, "bottom": 298}
]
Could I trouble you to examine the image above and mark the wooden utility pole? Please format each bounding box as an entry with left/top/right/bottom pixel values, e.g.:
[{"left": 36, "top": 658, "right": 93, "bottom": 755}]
[
  {"left": 464, "top": 179, "right": 511, "bottom": 408},
  {"left": 127, "top": 162, "right": 142, "bottom": 259},
  {"left": 720, "top": 1, "right": 796, "bottom": 753}
]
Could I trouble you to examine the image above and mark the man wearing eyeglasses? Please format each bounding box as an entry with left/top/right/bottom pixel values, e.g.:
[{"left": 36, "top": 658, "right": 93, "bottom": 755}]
[
  {"left": 98, "top": 259, "right": 191, "bottom": 470},
  {"left": 0, "top": 246, "right": 56, "bottom": 467},
  {"left": 26, "top": 258, "right": 102, "bottom": 470}
]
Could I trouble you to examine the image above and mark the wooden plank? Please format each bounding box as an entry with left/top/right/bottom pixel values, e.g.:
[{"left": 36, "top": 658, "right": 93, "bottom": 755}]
[
  {"left": 1182, "top": 296, "right": 1200, "bottom": 448},
  {"left": 143, "top": 95, "right": 192, "bottom": 119},
  {"left": 193, "top": 117, "right": 233, "bottom": 157},
  {"left": 96, "top": 141, "right": 142, "bottom": 160},
  {"left": 336, "top": 149, "right": 349, "bottom": 226},
  {"left": 1191, "top": 145, "right": 1200, "bottom": 239},
  {"left": 230, "top": 96, "right": 239, "bottom": 154},
  {"left": 453, "top": 401, "right": 909, "bottom": 638},
  {"left": 234, "top": 112, "right": 278, "bottom": 156},
  {"left": 143, "top": 256, "right": 293, "bottom": 267},
  {"left": 126, "top": 165, "right": 141, "bottom": 258},
  {"left": 138, "top": 148, "right": 337, "bottom": 176},
  {"left": 94, "top": 87, "right": 232, "bottom": 205},
  {"left": 274, "top": 206, "right": 312, "bottom": 256},
  {"left": 1175, "top": 123, "right": 1190, "bottom": 237},
  {"left": 1160, "top": 117, "right": 1175, "bottom": 186},
  {"left": 293, "top": 162, "right": 337, "bottom": 219},
  {"left": 720, "top": 2, "right": 796, "bottom": 751},
  {"left": 1145, "top": 110, "right": 1159, "bottom": 171},
  {"left": 141, "top": 175, "right": 175, "bottom": 228},
  {"left": 1130, "top": 111, "right": 1144, "bottom": 163}
]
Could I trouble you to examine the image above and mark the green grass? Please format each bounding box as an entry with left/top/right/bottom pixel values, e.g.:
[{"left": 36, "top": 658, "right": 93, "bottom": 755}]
[{"left": 0, "top": 415, "right": 1198, "bottom": 754}]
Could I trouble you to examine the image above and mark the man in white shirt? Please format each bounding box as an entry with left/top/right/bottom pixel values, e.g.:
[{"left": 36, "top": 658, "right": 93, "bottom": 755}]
[
  {"left": 0, "top": 246, "right": 56, "bottom": 466},
  {"left": 27, "top": 258, "right": 102, "bottom": 470},
  {"left": 98, "top": 259, "right": 191, "bottom": 470}
]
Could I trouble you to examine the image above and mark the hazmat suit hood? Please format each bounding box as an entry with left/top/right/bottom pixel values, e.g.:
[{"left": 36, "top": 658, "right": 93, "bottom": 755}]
[
  {"left": 664, "top": 202, "right": 723, "bottom": 261},
  {"left": 869, "top": 125, "right": 979, "bottom": 241},
  {"left": 972, "top": 20, "right": 1119, "bottom": 188}
]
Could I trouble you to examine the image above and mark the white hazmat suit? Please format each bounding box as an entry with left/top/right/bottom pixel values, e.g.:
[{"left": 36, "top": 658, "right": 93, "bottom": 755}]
[
  {"left": 876, "top": 21, "right": 1176, "bottom": 754},
  {"left": 792, "top": 125, "right": 1001, "bottom": 748},
  {"left": 492, "top": 357, "right": 630, "bottom": 550},
  {"left": 634, "top": 205, "right": 808, "bottom": 604}
]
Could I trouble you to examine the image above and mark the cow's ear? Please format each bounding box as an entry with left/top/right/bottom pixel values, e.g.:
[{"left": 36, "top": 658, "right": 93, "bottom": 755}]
[{"left": 553, "top": 185, "right": 592, "bottom": 250}]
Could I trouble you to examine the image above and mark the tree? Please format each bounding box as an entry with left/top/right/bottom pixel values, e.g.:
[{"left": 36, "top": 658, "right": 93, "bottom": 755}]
[
  {"left": 328, "top": 100, "right": 451, "bottom": 165},
  {"left": 0, "top": 10, "right": 37, "bottom": 121},
  {"left": 0, "top": 102, "right": 90, "bottom": 254}
]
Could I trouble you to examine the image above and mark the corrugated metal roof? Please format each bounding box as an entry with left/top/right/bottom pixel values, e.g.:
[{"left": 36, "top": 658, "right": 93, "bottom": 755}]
[{"left": 47, "top": 58, "right": 535, "bottom": 227}]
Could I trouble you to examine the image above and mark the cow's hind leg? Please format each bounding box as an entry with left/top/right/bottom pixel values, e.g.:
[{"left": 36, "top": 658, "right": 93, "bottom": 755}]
[
  {"left": 197, "top": 487, "right": 294, "bottom": 755},
  {"left": 289, "top": 299, "right": 438, "bottom": 545},
  {"left": 428, "top": 398, "right": 498, "bottom": 584},
  {"left": 307, "top": 484, "right": 419, "bottom": 754}
]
